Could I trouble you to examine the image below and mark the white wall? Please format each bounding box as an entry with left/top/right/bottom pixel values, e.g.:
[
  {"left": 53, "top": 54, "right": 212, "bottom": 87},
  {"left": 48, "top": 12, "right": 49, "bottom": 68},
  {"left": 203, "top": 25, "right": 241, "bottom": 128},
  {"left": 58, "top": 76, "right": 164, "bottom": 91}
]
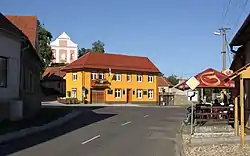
[{"left": 0, "top": 32, "right": 21, "bottom": 101}]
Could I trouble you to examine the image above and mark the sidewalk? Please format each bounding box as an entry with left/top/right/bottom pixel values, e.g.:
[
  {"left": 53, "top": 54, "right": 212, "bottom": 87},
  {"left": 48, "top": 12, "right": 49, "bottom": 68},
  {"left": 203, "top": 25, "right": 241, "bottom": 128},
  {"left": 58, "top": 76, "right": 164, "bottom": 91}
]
[{"left": 42, "top": 101, "right": 189, "bottom": 108}]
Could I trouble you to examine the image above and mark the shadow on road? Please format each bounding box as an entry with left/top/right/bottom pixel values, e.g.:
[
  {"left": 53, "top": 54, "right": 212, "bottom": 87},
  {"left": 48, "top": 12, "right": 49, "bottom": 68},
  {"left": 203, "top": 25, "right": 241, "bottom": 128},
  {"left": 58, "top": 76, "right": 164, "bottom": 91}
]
[{"left": 0, "top": 107, "right": 116, "bottom": 156}]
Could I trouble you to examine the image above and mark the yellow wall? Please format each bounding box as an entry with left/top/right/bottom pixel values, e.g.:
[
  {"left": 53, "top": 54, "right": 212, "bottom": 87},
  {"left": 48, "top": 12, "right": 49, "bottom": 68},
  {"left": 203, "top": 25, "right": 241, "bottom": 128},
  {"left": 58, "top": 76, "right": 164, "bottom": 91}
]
[{"left": 65, "top": 70, "right": 159, "bottom": 104}]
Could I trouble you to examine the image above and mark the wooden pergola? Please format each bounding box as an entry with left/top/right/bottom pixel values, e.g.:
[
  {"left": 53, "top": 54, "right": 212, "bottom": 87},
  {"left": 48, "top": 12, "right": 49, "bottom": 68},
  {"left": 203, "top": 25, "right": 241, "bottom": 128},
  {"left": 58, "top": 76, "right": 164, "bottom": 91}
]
[{"left": 225, "top": 63, "right": 250, "bottom": 146}]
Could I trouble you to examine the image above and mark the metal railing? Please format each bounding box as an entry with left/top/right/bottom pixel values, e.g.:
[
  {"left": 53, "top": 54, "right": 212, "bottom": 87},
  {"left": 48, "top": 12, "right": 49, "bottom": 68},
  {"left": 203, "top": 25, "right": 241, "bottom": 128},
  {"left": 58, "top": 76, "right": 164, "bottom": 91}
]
[{"left": 194, "top": 105, "right": 234, "bottom": 125}]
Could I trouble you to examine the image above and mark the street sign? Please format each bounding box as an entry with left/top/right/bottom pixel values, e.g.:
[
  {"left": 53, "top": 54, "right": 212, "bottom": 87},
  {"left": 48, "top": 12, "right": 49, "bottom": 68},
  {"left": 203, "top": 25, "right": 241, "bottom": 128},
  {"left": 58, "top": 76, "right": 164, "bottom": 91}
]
[{"left": 186, "top": 76, "right": 200, "bottom": 90}]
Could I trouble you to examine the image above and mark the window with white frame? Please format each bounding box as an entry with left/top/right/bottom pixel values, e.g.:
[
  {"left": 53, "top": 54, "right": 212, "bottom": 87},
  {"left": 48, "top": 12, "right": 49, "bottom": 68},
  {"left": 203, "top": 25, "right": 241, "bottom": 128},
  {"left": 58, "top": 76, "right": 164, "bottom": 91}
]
[
  {"left": 137, "top": 89, "right": 143, "bottom": 99},
  {"left": 116, "top": 73, "right": 121, "bottom": 81},
  {"left": 99, "top": 73, "right": 105, "bottom": 79},
  {"left": 148, "top": 75, "right": 153, "bottom": 83},
  {"left": 148, "top": 89, "right": 154, "bottom": 99},
  {"left": 137, "top": 75, "right": 142, "bottom": 82},
  {"left": 127, "top": 74, "right": 131, "bottom": 82},
  {"left": 72, "top": 88, "right": 77, "bottom": 98},
  {"left": 0, "top": 57, "right": 7, "bottom": 88},
  {"left": 72, "top": 72, "right": 77, "bottom": 81},
  {"left": 91, "top": 72, "right": 98, "bottom": 80},
  {"left": 115, "top": 89, "right": 121, "bottom": 98}
]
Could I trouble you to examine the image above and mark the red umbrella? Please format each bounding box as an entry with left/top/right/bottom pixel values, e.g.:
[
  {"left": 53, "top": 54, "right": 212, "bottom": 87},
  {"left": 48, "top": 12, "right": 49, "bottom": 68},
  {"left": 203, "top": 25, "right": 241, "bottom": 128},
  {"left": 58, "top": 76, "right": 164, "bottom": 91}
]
[{"left": 175, "top": 68, "right": 235, "bottom": 90}]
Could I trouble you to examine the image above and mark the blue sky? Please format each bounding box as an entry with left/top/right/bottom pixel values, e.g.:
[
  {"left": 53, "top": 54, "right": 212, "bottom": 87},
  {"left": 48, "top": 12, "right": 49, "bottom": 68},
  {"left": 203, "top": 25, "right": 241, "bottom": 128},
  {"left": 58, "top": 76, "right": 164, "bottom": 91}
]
[{"left": 1, "top": 0, "right": 249, "bottom": 78}]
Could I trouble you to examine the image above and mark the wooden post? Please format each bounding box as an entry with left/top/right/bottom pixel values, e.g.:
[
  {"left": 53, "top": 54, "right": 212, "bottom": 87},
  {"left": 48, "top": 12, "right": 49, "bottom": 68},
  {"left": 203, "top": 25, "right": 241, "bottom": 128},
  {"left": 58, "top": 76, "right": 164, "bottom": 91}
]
[
  {"left": 234, "top": 96, "right": 239, "bottom": 136},
  {"left": 240, "top": 76, "right": 245, "bottom": 146}
]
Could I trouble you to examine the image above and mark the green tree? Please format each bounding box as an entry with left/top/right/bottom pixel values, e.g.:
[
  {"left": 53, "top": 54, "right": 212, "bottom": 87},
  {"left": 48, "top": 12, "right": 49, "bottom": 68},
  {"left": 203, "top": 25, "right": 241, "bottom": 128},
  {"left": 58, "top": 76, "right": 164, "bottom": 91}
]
[
  {"left": 78, "top": 48, "right": 92, "bottom": 58},
  {"left": 92, "top": 40, "right": 105, "bottom": 52},
  {"left": 37, "top": 20, "right": 53, "bottom": 67},
  {"left": 166, "top": 75, "right": 179, "bottom": 85}
]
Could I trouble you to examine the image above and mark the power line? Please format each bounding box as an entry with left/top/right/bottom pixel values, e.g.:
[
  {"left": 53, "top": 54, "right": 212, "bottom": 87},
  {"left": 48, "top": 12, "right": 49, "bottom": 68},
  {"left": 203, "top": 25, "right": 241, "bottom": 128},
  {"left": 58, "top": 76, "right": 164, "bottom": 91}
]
[
  {"left": 231, "top": 0, "right": 249, "bottom": 34},
  {"left": 222, "top": 0, "right": 233, "bottom": 26}
]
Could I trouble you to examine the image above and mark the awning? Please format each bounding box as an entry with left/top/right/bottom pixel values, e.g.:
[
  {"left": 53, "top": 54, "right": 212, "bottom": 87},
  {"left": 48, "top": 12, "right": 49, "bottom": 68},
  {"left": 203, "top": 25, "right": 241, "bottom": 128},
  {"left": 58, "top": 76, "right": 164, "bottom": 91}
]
[{"left": 176, "top": 68, "right": 235, "bottom": 90}]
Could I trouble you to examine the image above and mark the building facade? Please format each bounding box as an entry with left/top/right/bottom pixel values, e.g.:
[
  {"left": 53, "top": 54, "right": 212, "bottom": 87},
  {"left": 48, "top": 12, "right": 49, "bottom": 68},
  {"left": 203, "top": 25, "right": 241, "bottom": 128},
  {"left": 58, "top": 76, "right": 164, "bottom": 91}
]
[
  {"left": 41, "top": 66, "right": 66, "bottom": 95},
  {"left": 50, "top": 32, "right": 78, "bottom": 64},
  {"left": 228, "top": 14, "right": 250, "bottom": 125},
  {"left": 61, "top": 52, "right": 160, "bottom": 104},
  {"left": 0, "top": 14, "right": 42, "bottom": 121}
]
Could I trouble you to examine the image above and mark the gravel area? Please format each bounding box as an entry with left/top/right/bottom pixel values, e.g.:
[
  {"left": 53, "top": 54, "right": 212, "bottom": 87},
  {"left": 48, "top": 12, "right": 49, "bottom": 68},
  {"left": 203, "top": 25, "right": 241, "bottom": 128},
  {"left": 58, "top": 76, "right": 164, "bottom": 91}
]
[
  {"left": 182, "top": 125, "right": 250, "bottom": 156},
  {"left": 184, "top": 143, "right": 250, "bottom": 156}
]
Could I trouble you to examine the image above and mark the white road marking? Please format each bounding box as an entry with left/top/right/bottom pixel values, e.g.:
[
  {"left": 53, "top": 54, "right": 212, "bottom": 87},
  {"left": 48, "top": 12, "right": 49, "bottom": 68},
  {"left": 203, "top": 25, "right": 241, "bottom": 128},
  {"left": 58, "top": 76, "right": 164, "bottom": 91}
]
[
  {"left": 121, "top": 121, "right": 132, "bottom": 126},
  {"left": 144, "top": 115, "right": 149, "bottom": 118},
  {"left": 81, "top": 135, "right": 100, "bottom": 145}
]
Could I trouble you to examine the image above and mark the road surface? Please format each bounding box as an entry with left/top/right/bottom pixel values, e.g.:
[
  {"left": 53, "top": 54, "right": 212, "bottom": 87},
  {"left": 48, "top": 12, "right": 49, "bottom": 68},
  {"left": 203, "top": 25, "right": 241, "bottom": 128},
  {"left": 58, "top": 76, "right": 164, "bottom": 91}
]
[{"left": 0, "top": 106, "right": 186, "bottom": 156}]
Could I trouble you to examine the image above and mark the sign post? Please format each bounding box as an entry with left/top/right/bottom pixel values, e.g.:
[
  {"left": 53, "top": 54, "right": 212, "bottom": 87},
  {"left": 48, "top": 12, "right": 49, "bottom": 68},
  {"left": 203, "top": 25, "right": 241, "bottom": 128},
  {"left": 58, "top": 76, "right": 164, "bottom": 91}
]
[{"left": 186, "top": 76, "right": 200, "bottom": 135}]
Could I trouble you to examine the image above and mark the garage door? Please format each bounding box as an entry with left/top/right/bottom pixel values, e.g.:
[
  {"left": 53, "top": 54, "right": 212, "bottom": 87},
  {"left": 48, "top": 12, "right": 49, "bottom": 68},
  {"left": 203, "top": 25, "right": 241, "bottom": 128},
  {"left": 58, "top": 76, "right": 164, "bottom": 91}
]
[{"left": 91, "top": 89, "right": 105, "bottom": 104}]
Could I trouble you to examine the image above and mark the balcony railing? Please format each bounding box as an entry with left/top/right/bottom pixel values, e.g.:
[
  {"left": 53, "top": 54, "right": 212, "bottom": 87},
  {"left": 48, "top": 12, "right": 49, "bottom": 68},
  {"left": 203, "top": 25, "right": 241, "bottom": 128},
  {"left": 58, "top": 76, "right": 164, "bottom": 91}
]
[{"left": 91, "top": 79, "right": 110, "bottom": 87}]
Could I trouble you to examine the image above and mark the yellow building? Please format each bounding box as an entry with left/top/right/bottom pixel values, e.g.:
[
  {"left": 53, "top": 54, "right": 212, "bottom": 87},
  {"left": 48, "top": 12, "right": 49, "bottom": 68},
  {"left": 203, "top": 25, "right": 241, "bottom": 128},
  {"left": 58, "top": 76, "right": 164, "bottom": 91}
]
[{"left": 61, "top": 52, "right": 160, "bottom": 104}]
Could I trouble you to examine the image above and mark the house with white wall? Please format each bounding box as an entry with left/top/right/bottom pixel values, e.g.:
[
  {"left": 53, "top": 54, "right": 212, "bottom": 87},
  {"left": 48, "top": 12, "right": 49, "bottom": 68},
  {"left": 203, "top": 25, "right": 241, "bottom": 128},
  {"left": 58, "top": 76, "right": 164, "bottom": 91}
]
[
  {"left": 0, "top": 14, "right": 22, "bottom": 121},
  {"left": 0, "top": 14, "right": 42, "bottom": 122},
  {"left": 50, "top": 32, "right": 78, "bottom": 64}
]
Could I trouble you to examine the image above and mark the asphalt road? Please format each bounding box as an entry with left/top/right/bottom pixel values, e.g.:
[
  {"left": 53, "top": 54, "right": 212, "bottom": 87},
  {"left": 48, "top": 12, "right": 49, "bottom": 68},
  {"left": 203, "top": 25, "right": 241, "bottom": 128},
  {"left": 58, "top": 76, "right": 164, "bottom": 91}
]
[{"left": 0, "top": 106, "right": 186, "bottom": 156}]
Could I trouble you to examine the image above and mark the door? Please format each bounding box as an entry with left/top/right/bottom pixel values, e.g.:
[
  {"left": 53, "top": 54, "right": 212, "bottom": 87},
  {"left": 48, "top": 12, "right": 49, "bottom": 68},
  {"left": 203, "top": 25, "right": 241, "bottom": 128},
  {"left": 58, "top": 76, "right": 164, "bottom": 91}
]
[
  {"left": 127, "top": 89, "right": 132, "bottom": 103},
  {"left": 91, "top": 89, "right": 105, "bottom": 104}
]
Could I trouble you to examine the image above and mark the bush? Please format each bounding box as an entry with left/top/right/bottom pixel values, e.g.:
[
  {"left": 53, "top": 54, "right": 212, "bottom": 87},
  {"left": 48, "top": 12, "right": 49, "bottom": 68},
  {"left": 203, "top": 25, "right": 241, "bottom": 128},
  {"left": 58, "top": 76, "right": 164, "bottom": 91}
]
[{"left": 57, "top": 97, "right": 81, "bottom": 104}]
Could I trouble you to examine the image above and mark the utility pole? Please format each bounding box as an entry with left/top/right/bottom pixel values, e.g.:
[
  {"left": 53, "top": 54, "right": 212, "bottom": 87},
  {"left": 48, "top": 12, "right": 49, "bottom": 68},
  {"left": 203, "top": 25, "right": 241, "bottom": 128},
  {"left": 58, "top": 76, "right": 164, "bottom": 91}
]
[{"left": 214, "top": 27, "right": 231, "bottom": 71}]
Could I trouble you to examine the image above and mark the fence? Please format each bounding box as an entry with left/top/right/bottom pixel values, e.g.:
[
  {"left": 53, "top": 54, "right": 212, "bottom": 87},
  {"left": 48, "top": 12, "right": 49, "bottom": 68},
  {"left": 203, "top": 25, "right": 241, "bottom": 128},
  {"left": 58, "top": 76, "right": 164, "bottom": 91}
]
[{"left": 194, "top": 105, "right": 234, "bottom": 125}]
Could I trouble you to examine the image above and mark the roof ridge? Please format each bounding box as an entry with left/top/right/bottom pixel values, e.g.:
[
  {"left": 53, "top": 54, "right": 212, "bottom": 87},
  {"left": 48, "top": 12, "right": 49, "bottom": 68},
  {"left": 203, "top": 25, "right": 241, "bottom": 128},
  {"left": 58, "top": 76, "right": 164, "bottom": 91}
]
[
  {"left": 98, "top": 52, "right": 148, "bottom": 58},
  {"left": 5, "top": 14, "right": 36, "bottom": 17}
]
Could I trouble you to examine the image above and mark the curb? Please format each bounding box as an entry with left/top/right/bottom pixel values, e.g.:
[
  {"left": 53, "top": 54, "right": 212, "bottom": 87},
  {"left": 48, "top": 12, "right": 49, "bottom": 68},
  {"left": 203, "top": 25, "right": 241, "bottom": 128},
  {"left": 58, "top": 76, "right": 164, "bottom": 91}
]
[
  {"left": 0, "top": 111, "right": 82, "bottom": 144},
  {"left": 175, "top": 122, "right": 186, "bottom": 156},
  {"left": 190, "top": 135, "right": 250, "bottom": 146},
  {"left": 42, "top": 103, "right": 188, "bottom": 108}
]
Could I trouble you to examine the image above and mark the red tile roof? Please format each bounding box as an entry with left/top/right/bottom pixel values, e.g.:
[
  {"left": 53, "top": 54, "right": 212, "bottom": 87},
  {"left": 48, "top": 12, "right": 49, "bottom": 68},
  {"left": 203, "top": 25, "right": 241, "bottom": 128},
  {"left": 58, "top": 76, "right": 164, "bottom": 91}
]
[
  {"left": 0, "top": 13, "right": 23, "bottom": 37},
  {"left": 42, "top": 66, "right": 66, "bottom": 81},
  {"left": 61, "top": 52, "right": 160, "bottom": 73},
  {"left": 5, "top": 15, "right": 37, "bottom": 48},
  {"left": 158, "top": 76, "right": 173, "bottom": 87}
]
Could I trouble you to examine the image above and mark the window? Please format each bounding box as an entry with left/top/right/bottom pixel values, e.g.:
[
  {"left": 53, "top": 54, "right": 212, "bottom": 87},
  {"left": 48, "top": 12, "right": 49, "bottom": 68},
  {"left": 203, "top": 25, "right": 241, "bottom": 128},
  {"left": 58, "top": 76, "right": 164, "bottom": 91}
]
[
  {"left": 148, "top": 89, "right": 154, "bottom": 99},
  {"left": 99, "top": 73, "right": 105, "bottom": 79},
  {"left": 0, "top": 57, "right": 7, "bottom": 88},
  {"left": 91, "top": 72, "right": 98, "bottom": 80},
  {"left": 72, "top": 88, "right": 77, "bottom": 98},
  {"left": 72, "top": 72, "right": 77, "bottom": 81},
  {"left": 137, "top": 75, "right": 142, "bottom": 82},
  {"left": 61, "top": 53, "right": 66, "bottom": 60},
  {"left": 127, "top": 74, "right": 131, "bottom": 82},
  {"left": 70, "top": 53, "right": 74, "bottom": 60},
  {"left": 107, "top": 89, "right": 113, "bottom": 94},
  {"left": 115, "top": 89, "right": 121, "bottom": 98},
  {"left": 137, "top": 89, "right": 143, "bottom": 99},
  {"left": 148, "top": 75, "right": 153, "bottom": 83},
  {"left": 116, "top": 73, "right": 121, "bottom": 81}
]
